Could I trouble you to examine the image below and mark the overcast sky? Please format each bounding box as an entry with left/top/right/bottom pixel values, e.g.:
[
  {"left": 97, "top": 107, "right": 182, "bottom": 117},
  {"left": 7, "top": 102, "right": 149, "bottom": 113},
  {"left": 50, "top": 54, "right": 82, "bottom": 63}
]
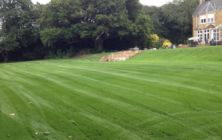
[
  {"left": 31, "top": 0, "right": 171, "bottom": 7},
  {"left": 32, "top": 0, "right": 50, "bottom": 4},
  {"left": 140, "top": 0, "right": 172, "bottom": 6}
]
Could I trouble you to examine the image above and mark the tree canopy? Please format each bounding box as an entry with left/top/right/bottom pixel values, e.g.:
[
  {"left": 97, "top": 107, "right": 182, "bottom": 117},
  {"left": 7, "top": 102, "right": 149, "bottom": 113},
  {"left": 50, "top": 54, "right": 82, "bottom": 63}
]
[
  {"left": 143, "top": 0, "right": 199, "bottom": 43},
  {"left": 0, "top": 0, "right": 197, "bottom": 62}
]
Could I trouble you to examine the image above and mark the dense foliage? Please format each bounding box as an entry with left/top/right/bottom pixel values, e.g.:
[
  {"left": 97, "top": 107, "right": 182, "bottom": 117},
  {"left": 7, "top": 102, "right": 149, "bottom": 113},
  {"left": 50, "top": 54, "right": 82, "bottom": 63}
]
[
  {"left": 0, "top": 0, "right": 197, "bottom": 62},
  {"left": 143, "top": 0, "right": 199, "bottom": 44},
  {"left": 0, "top": 0, "right": 152, "bottom": 61},
  {"left": 0, "top": 0, "right": 43, "bottom": 61}
]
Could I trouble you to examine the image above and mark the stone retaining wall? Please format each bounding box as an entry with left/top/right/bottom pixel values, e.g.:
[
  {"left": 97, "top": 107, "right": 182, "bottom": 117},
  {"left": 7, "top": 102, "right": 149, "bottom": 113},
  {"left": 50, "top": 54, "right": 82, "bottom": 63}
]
[{"left": 100, "top": 50, "right": 141, "bottom": 62}]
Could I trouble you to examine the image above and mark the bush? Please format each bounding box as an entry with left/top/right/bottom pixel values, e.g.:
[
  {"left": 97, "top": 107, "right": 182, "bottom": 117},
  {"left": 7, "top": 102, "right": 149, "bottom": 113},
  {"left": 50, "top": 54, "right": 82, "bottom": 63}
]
[
  {"left": 162, "top": 39, "right": 172, "bottom": 49},
  {"left": 150, "top": 34, "right": 160, "bottom": 48}
]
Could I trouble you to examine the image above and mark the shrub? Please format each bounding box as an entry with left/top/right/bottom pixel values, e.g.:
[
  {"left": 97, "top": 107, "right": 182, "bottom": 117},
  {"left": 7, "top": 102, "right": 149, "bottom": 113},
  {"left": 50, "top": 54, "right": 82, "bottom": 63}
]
[
  {"left": 150, "top": 34, "right": 160, "bottom": 48},
  {"left": 162, "top": 39, "right": 172, "bottom": 49}
]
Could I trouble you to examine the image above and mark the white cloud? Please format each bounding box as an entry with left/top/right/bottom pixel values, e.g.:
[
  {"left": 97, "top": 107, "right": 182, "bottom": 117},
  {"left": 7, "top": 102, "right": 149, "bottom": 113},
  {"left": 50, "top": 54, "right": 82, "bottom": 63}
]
[
  {"left": 31, "top": 0, "right": 50, "bottom": 4},
  {"left": 139, "top": 0, "right": 172, "bottom": 7}
]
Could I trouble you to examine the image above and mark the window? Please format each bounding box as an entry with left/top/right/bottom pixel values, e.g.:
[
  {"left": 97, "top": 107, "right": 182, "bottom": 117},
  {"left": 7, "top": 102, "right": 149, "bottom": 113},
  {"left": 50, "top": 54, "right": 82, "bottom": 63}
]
[
  {"left": 200, "top": 14, "right": 215, "bottom": 24},
  {"left": 213, "top": 29, "right": 219, "bottom": 41},
  {"left": 221, "top": 30, "right": 222, "bottom": 39},
  {"left": 198, "top": 30, "right": 203, "bottom": 41},
  {"left": 217, "top": 30, "right": 219, "bottom": 40},
  {"left": 207, "top": 18, "right": 214, "bottom": 23},
  {"left": 208, "top": 18, "right": 211, "bottom": 23},
  {"left": 207, "top": 30, "right": 210, "bottom": 39},
  {"left": 200, "top": 18, "right": 207, "bottom": 24}
]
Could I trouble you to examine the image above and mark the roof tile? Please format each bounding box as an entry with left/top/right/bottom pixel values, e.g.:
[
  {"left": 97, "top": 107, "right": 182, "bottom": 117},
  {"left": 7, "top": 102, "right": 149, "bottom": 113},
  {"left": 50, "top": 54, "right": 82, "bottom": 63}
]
[{"left": 193, "top": 0, "right": 222, "bottom": 16}]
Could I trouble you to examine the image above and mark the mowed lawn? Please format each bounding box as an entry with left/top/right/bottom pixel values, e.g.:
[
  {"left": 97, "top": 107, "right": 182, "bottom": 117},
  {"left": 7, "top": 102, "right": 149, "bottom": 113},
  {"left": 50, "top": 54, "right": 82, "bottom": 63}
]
[{"left": 1, "top": 47, "right": 222, "bottom": 140}]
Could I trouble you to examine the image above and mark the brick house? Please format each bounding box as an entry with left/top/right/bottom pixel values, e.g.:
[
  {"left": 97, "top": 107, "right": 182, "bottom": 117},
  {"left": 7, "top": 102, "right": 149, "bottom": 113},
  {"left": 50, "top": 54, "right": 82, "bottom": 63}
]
[{"left": 193, "top": 0, "right": 222, "bottom": 45}]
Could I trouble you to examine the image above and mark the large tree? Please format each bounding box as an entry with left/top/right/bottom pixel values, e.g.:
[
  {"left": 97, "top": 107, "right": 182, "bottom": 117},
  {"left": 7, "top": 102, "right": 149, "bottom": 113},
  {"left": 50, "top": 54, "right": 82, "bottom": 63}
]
[
  {"left": 40, "top": 0, "right": 153, "bottom": 51},
  {"left": 0, "top": 0, "right": 42, "bottom": 61},
  {"left": 0, "top": 0, "right": 153, "bottom": 61},
  {"left": 143, "top": 0, "right": 199, "bottom": 44}
]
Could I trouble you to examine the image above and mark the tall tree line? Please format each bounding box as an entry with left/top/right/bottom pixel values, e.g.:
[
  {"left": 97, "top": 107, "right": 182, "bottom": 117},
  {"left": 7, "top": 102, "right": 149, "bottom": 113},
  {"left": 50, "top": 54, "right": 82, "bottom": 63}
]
[
  {"left": 0, "top": 0, "right": 152, "bottom": 62},
  {"left": 143, "top": 0, "right": 199, "bottom": 44},
  {"left": 0, "top": 0, "right": 198, "bottom": 62}
]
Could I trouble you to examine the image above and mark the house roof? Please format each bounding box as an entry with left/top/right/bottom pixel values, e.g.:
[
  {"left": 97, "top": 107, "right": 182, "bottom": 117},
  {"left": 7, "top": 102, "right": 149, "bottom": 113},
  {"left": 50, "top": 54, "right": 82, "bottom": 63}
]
[{"left": 193, "top": 0, "right": 222, "bottom": 16}]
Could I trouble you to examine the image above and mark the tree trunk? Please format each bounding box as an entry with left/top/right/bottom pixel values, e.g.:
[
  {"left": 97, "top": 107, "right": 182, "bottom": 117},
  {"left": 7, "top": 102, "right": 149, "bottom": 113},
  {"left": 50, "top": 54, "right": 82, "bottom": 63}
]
[{"left": 95, "top": 38, "right": 103, "bottom": 52}]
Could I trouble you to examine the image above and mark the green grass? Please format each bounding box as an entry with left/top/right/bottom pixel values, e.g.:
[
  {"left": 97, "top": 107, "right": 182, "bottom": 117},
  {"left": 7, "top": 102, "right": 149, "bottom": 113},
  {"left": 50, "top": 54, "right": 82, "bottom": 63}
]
[{"left": 1, "top": 46, "right": 222, "bottom": 140}]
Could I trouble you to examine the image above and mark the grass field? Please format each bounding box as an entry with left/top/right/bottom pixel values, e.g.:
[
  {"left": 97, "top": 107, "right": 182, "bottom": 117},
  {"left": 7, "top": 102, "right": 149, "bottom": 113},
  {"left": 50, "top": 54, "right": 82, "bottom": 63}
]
[{"left": 1, "top": 46, "right": 222, "bottom": 140}]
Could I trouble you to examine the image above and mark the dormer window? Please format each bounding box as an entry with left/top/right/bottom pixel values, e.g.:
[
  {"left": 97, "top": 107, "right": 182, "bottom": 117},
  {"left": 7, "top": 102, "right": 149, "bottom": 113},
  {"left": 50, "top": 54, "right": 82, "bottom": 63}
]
[
  {"left": 200, "top": 18, "right": 206, "bottom": 23},
  {"left": 200, "top": 14, "right": 215, "bottom": 24},
  {"left": 207, "top": 18, "right": 214, "bottom": 23}
]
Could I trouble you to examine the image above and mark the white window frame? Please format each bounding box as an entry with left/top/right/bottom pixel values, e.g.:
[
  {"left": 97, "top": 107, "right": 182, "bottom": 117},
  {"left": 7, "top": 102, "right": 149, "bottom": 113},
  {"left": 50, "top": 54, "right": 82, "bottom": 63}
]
[
  {"left": 198, "top": 30, "right": 203, "bottom": 41},
  {"left": 219, "top": 29, "right": 221, "bottom": 41},
  {"left": 200, "top": 18, "right": 206, "bottom": 24},
  {"left": 213, "top": 29, "right": 220, "bottom": 41},
  {"left": 200, "top": 14, "right": 215, "bottom": 24},
  {"left": 207, "top": 18, "right": 214, "bottom": 23}
]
